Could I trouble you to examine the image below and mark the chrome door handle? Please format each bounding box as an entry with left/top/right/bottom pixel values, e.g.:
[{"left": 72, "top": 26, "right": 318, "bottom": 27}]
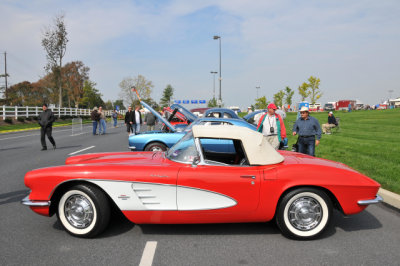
[{"left": 240, "top": 175, "right": 255, "bottom": 179}]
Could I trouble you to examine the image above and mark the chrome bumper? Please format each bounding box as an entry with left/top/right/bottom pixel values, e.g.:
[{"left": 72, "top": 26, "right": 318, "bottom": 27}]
[
  {"left": 129, "top": 146, "right": 136, "bottom": 150},
  {"left": 357, "top": 195, "right": 383, "bottom": 205},
  {"left": 21, "top": 195, "right": 51, "bottom": 207}
]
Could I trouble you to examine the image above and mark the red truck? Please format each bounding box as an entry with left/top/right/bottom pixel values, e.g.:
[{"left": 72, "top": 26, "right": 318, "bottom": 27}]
[{"left": 336, "top": 100, "right": 356, "bottom": 111}]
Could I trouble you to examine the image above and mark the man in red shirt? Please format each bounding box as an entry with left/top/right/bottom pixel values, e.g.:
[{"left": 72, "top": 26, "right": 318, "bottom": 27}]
[{"left": 257, "top": 103, "right": 286, "bottom": 150}]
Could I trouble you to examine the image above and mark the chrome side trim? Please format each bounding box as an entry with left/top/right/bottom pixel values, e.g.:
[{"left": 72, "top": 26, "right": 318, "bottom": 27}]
[
  {"left": 357, "top": 195, "right": 383, "bottom": 205},
  {"left": 21, "top": 195, "right": 51, "bottom": 207}
]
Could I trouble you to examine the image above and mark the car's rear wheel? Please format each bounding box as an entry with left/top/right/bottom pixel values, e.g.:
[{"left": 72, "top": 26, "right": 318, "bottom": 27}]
[
  {"left": 145, "top": 142, "right": 167, "bottom": 151},
  {"left": 57, "top": 184, "right": 110, "bottom": 238},
  {"left": 276, "top": 188, "right": 332, "bottom": 240}
]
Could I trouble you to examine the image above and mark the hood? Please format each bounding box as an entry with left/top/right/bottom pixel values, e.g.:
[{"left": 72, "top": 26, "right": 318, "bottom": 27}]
[
  {"left": 141, "top": 101, "right": 175, "bottom": 132},
  {"left": 170, "top": 104, "right": 197, "bottom": 122},
  {"left": 66, "top": 151, "right": 165, "bottom": 166}
]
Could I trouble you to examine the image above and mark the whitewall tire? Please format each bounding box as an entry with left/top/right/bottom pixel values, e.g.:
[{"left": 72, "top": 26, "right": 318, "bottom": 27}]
[
  {"left": 276, "top": 188, "right": 332, "bottom": 240},
  {"left": 57, "top": 184, "right": 110, "bottom": 238}
]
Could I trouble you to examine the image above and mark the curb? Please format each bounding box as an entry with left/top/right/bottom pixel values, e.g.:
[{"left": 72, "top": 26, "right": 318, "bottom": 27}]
[{"left": 378, "top": 188, "right": 400, "bottom": 210}]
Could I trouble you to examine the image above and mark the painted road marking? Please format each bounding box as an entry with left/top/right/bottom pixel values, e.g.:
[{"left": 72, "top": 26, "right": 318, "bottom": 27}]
[
  {"left": 68, "top": 146, "right": 95, "bottom": 155},
  {"left": 139, "top": 241, "right": 158, "bottom": 266}
]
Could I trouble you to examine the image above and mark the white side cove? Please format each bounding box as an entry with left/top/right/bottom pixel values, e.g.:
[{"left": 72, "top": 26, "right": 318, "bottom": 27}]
[{"left": 88, "top": 180, "right": 237, "bottom": 211}]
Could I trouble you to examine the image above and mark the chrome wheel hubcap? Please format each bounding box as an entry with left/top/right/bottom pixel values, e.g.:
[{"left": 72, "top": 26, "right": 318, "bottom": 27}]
[
  {"left": 288, "top": 196, "right": 322, "bottom": 231},
  {"left": 64, "top": 195, "right": 94, "bottom": 229},
  {"left": 151, "top": 146, "right": 163, "bottom": 151}
]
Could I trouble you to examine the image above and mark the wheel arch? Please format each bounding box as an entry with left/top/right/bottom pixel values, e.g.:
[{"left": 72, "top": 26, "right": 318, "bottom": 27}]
[
  {"left": 49, "top": 180, "right": 121, "bottom": 217},
  {"left": 143, "top": 140, "right": 168, "bottom": 151},
  {"left": 274, "top": 185, "right": 344, "bottom": 218}
]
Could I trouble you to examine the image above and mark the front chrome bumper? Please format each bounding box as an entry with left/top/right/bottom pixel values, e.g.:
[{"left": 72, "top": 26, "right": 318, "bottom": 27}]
[
  {"left": 357, "top": 195, "right": 383, "bottom": 205},
  {"left": 21, "top": 195, "right": 51, "bottom": 207}
]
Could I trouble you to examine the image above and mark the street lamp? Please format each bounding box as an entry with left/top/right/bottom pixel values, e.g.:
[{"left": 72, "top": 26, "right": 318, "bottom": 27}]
[
  {"left": 210, "top": 71, "right": 218, "bottom": 99},
  {"left": 213, "top": 35, "right": 222, "bottom": 107},
  {"left": 256, "top": 86, "right": 260, "bottom": 99}
]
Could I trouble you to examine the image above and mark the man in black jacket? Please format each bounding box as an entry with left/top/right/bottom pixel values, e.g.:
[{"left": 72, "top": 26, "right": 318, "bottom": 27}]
[
  {"left": 38, "top": 104, "right": 56, "bottom": 150},
  {"left": 125, "top": 106, "right": 134, "bottom": 134}
]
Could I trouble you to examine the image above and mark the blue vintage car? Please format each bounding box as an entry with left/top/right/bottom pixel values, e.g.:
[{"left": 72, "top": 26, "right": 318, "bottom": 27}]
[
  {"left": 129, "top": 102, "right": 256, "bottom": 151},
  {"left": 204, "top": 108, "right": 241, "bottom": 119}
]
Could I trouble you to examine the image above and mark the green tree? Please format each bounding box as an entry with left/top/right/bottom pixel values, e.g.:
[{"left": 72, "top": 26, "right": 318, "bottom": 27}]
[
  {"left": 207, "top": 97, "right": 218, "bottom": 107},
  {"left": 284, "top": 86, "right": 294, "bottom": 106},
  {"left": 104, "top": 100, "right": 114, "bottom": 110},
  {"left": 118, "top": 74, "right": 153, "bottom": 107},
  {"left": 160, "top": 84, "right": 174, "bottom": 107},
  {"left": 273, "top": 90, "right": 285, "bottom": 108},
  {"left": 298, "top": 82, "right": 310, "bottom": 102},
  {"left": 80, "top": 80, "right": 104, "bottom": 109},
  {"left": 307, "top": 76, "right": 322, "bottom": 104},
  {"left": 254, "top": 96, "right": 268, "bottom": 109},
  {"left": 42, "top": 14, "right": 68, "bottom": 107},
  {"left": 113, "top": 99, "right": 126, "bottom": 110}
]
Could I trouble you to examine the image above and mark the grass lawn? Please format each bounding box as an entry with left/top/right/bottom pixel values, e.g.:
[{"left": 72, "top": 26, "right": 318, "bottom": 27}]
[
  {"left": 0, "top": 119, "right": 93, "bottom": 133},
  {"left": 283, "top": 109, "right": 400, "bottom": 194}
]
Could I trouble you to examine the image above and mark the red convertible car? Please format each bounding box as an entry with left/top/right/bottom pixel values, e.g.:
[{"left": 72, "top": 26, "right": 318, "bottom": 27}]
[{"left": 22, "top": 125, "right": 382, "bottom": 239}]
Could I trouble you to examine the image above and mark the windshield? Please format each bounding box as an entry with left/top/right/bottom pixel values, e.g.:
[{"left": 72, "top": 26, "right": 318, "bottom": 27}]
[{"left": 166, "top": 131, "right": 199, "bottom": 163}]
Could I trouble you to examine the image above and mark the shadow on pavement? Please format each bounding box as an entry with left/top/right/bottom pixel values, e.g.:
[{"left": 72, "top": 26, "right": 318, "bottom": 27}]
[
  {"left": 0, "top": 189, "right": 29, "bottom": 205},
  {"left": 139, "top": 221, "right": 280, "bottom": 236},
  {"left": 53, "top": 145, "right": 82, "bottom": 150}
]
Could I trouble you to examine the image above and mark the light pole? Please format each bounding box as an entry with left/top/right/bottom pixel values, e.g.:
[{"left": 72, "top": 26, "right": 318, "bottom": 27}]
[
  {"left": 256, "top": 86, "right": 260, "bottom": 99},
  {"left": 210, "top": 71, "right": 217, "bottom": 99},
  {"left": 213, "top": 35, "right": 221, "bottom": 107}
]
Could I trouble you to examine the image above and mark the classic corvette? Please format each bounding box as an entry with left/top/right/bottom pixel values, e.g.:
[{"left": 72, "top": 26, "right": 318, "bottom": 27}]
[
  {"left": 22, "top": 125, "right": 382, "bottom": 239},
  {"left": 129, "top": 101, "right": 256, "bottom": 151}
]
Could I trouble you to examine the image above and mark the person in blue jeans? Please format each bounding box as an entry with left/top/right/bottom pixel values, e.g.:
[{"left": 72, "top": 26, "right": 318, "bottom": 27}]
[
  {"left": 112, "top": 110, "right": 118, "bottom": 127},
  {"left": 292, "top": 106, "right": 322, "bottom": 157},
  {"left": 98, "top": 106, "right": 107, "bottom": 134},
  {"left": 90, "top": 107, "right": 100, "bottom": 135}
]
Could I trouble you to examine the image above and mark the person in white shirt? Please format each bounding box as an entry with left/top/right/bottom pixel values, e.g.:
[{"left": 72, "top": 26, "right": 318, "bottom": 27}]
[{"left": 132, "top": 105, "right": 143, "bottom": 135}]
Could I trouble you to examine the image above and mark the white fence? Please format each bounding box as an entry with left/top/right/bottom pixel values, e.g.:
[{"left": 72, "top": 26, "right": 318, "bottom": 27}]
[{"left": 1, "top": 105, "right": 125, "bottom": 120}]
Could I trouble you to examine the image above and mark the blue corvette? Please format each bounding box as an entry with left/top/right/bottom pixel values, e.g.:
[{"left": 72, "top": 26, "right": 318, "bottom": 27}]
[{"left": 129, "top": 101, "right": 256, "bottom": 151}]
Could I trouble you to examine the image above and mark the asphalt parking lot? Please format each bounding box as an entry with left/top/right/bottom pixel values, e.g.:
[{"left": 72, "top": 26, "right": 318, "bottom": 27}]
[{"left": 1, "top": 122, "right": 399, "bottom": 266}]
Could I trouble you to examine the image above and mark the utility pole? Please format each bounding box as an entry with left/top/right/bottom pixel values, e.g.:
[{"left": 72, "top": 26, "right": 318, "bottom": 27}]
[{"left": 5, "top": 52, "right": 8, "bottom": 103}]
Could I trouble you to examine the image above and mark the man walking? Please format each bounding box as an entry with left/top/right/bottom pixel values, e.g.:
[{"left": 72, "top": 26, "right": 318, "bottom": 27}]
[
  {"left": 125, "top": 106, "right": 134, "bottom": 134},
  {"left": 256, "top": 103, "right": 286, "bottom": 150},
  {"left": 292, "top": 106, "right": 322, "bottom": 156},
  {"left": 38, "top": 104, "right": 56, "bottom": 150},
  {"left": 112, "top": 110, "right": 118, "bottom": 128},
  {"left": 98, "top": 106, "right": 107, "bottom": 135},
  {"left": 132, "top": 105, "right": 143, "bottom": 134},
  {"left": 91, "top": 107, "right": 100, "bottom": 135},
  {"left": 144, "top": 110, "right": 157, "bottom": 131},
  {"left": 322, "top": 111, "right": 338, "bottom": 134}
]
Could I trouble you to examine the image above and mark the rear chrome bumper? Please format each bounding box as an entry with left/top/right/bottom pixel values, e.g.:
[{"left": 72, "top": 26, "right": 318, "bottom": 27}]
[
  {"left": 357, "top": 195, "right": 383, "bottom": 205},
  {"left": 21, "top": 195, "right": 51, "bottom": 207}
]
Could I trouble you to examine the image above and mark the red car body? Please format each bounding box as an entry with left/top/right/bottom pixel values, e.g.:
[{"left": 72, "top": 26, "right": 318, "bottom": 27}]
[{"left": 23, "top": 125, "right": 381, "bottom": 239}]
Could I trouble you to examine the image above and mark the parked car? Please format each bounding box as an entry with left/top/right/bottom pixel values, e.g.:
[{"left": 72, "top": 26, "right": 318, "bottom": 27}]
[
  {"left": 129, "top": 101, "right": 256, "bottom": 151},
  {"left": 243, "top": 110, "right": 267, "bottom": 126},
  {"left": 22, "top": 125, "right": 382, "bottom": 239},
  {"left": 204, "top": 108, "right": 240, "bottom": 119}
]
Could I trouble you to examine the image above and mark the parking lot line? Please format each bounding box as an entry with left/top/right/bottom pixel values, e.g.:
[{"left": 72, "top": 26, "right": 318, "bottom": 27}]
[
  {"left": 68, "top": 146, "right": 95, "bottom": 155},
  {"left": 139, "top": 241, "right": 158, "bottom": 266}
]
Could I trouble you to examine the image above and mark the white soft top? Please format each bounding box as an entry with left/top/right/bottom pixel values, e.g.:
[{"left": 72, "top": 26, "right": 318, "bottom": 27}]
[{"left": 192, "top": 125, "right": 284, "bottom": 165}]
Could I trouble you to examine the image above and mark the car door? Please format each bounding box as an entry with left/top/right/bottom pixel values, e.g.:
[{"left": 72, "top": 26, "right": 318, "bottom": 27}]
[{"left": 177, "top": 165, "right": 260, "bottom": 212}]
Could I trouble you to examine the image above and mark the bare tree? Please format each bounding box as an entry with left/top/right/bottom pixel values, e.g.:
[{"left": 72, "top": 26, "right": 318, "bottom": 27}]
[
  {"left": 119, "top": 75, "right": 153, "bottom": 107},
  {"left": 42, "top": 14, "right": 68, "bottom": 107}
]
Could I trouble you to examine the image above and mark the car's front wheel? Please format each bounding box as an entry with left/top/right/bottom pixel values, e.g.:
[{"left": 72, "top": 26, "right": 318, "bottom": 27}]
[
  {"left": 145, "top": 142, "right": 167, "bottom": 151},
  {"left": 276, "top": 188, "right": 332, "bottom": 240},
  {"left": 57, "top": 184, "right": 110, "bottom": 238}
]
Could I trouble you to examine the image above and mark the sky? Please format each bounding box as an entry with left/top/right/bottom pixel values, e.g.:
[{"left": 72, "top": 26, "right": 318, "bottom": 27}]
[{"left": 1, "top": 0, "right": 399, "bottom": 109}]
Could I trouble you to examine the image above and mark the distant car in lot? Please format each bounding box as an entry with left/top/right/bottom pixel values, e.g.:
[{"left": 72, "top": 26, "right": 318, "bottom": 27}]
[
  {"left": 129, "top": 101, "right": 256, "bottom": 151},
  {"left": 243, "top": 110, "right": 267, "bottom": 126},
  {"left": 22, "top": 125, "right": 382, "bottom": 239},
  {"left": 204, "top": 108, "right": 241, "bottom": 119}
]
